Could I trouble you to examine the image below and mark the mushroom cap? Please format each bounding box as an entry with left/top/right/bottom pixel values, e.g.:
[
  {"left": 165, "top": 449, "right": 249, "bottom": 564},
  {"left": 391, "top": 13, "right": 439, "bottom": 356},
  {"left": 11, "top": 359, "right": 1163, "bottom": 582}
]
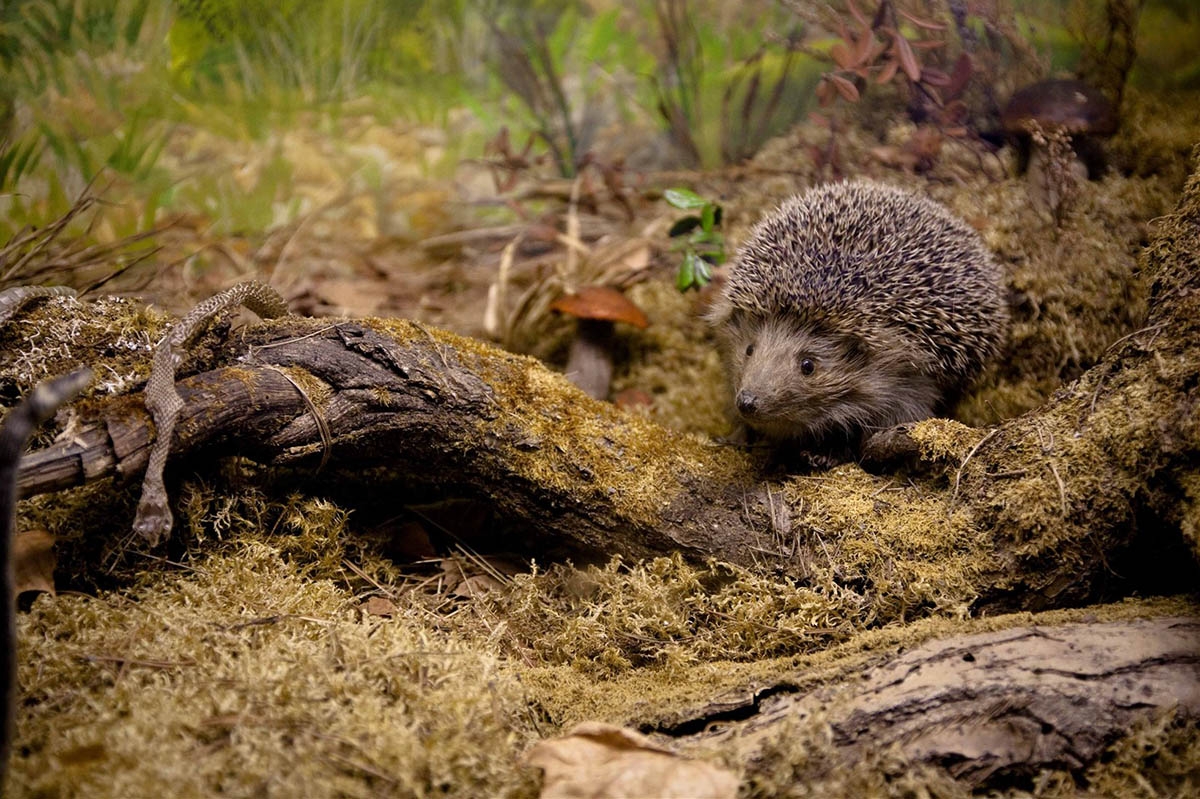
[
  {"left": 1001, "top": 79, "right": 1118, "bottom": 137},
  {"left": 550, "top": 286, "right": 649, "bottom": 328}
]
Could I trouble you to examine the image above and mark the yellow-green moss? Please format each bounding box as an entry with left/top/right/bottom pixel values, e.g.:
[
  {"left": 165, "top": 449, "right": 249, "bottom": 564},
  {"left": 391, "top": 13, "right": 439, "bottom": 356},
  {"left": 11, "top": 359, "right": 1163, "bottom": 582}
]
[
  {"left": 0, "top": 295, "right": 169, "bottom": 404},
  {"left": 12, "top": 541, "right": 542, "bottom": 798},
  {"left": 12, "top": 526, "right": 1191, "bottom": 798}
]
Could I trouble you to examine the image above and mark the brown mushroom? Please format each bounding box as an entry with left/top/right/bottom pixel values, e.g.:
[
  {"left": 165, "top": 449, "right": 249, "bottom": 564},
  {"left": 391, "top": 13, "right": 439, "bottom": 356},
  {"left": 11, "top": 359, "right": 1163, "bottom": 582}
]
[
  {"left": 550, "top": 286, "right": 648, "bottom": 400},
  {"left": 1001, "top": 79, "right": 1117, "bottom": 221},
  {"left": 1001, "top": 79, "right": 1118, "bottom": 179}
]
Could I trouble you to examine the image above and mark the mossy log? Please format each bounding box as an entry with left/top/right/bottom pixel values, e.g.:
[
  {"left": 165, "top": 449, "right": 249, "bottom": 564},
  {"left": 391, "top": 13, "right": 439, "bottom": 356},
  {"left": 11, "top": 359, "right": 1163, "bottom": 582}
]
[{"left": 11, "top": 150, "right": 1200, "bottom": 626}]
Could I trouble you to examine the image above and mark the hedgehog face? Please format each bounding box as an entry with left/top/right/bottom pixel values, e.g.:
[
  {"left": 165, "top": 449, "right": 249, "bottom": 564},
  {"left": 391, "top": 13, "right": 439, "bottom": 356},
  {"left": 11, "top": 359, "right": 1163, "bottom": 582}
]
[
  {"left": 727, "top": 314, "right": 940, "bottom": 443},
  {"left": 727, "top": 315, "right": 865, "bottom": 440}
]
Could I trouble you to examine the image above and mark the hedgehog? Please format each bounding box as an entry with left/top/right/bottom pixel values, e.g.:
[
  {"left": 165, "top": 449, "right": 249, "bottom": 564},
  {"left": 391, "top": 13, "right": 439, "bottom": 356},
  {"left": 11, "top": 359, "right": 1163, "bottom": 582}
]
[{"left": 708, "top": 180, "right": 1009, "bottom": 463}]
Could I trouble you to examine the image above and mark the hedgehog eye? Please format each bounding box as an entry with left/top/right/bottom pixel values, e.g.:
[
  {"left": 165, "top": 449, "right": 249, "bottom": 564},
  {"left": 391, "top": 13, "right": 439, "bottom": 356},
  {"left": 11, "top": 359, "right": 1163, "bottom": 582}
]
[
  {"left": 745, "top": 342, "right": 755, "bottom": 357},
  {"left": 799, "top": 357, "right": 815, "bottom": 376}
]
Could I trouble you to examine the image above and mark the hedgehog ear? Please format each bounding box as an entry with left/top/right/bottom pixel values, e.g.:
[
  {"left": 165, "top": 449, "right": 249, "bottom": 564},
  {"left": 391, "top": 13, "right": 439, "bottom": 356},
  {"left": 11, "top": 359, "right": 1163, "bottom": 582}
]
[
  {"left": 705, "top": 296, "right": 734, "bottom": 327},
  {"left": 720, "top": 307, "right": 759, "bottom": 336},
  {"left": 842, "top": 333, "right": 871, "bottom": 362}
]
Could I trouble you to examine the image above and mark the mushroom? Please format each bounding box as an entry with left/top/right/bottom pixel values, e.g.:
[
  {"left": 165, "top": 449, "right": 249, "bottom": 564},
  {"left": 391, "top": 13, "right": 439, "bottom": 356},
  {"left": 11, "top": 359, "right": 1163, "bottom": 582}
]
[
  {"left": 1001, "top": 79, "right": 1118, "bottom": 220},
  {"left": 550, "top": 286, "right": 648, "bottom": 400},
  {"left": 1001, "top": 79, "right": 1118, "bottom": 178}
]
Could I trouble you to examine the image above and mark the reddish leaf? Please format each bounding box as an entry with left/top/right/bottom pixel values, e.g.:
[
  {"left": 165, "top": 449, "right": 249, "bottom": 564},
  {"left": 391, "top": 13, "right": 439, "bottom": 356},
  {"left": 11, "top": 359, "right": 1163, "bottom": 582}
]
[
  {"left": 13, "top": 528, "right": 56, "bottom": 597},
  {"left": 855, "top": 29, "right": 876, "bottom": 65},
  {"left": 945, "top": 53, "right": 973, "bottom": 99},
  {"left": 845, "top": 0, "right": 869, "bottom": 28},
  {"left": 898, "top": 7, "right": 948, "bottom": 30},
  {"left": 829, "top": 73, "right": 861, "bottom": 103},
  {"left": 922, "top": 67, "right": 952, "bottom": 87},
  {"left": 876, "top": 59, "right": 900, "bottom": 84},
  {"left": 888, "top": 30, "right": 922, "bottom": 82},
  {"left": 836, "top": 19, "right": 851, "bottom": 45},
  {"left": 830, "top": 40, "right": 854, "bottom": 69},
  {"left": 816, "top": 77, "right": 835, "bottom": 106},
  {"left": 910, "top": 39, "right": 947, "bottom": 50}
]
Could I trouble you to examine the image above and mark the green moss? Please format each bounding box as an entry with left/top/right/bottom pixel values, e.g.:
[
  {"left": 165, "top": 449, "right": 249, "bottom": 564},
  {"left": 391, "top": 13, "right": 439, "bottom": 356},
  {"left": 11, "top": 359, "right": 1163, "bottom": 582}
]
[
  {"left": 14, "top": 505, "right": 1193, "bottom": 797},
  {"left": 369, "top": 317, "right": 751, "bottom": 534},
  {"left": 0, "top": 295, "right": 170, "bottom": 408},
  {"left": 13, "top": 540, "right": 542, "bottom": 798}
]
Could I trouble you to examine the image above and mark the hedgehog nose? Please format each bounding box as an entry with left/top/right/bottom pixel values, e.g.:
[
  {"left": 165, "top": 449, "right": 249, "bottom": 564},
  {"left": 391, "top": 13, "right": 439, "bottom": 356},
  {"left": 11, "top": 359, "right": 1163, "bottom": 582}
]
[{"left": 736, "top": 390, "right": 758, "bottom": 416}]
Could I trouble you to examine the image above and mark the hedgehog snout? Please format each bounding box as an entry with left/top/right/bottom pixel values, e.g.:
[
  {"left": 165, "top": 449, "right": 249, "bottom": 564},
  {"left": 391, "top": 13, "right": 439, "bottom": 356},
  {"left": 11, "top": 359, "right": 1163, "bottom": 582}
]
[{"left": 735, "top": 390, "right": 759, "bottom": 416}]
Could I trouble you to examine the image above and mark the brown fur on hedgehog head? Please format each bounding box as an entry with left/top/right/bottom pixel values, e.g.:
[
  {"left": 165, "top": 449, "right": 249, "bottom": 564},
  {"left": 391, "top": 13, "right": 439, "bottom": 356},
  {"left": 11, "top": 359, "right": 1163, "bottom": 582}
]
[{"left": 708, "top": 180, "right": 1009, "bottom": 453}]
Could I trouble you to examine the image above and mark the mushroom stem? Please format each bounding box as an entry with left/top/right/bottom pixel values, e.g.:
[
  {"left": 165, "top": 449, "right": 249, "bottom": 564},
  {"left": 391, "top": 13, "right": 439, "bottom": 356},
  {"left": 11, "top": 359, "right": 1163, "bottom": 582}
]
[
  {"left": 1026, "top": 124, "right": 1087, "bottom": 224},
  {"left": 563, "top": 318, "right": 615, "bottom": 400}
]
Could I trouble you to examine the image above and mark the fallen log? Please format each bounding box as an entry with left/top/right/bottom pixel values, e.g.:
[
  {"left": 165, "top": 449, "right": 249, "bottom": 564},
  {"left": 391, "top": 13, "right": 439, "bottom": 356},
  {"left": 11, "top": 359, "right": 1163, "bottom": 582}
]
[
  {"left": 672, "top": 614, "right": 1200, "bottom": 793},
  {"left": 7, "top": 151, "right": 1200, "bottom": 626}
]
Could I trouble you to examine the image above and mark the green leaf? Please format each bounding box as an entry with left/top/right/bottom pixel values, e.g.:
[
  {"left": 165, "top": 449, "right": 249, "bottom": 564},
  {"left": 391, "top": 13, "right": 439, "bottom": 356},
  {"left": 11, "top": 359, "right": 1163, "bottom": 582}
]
[
  {"left": 664, "top": 187, "right": 707, "bottom": 210},
  {"left": 676, "top": 250, "right": 698, "bottom": 291},
  {"left": 700, "top": 201, "right": 718, "bottom": 232}
]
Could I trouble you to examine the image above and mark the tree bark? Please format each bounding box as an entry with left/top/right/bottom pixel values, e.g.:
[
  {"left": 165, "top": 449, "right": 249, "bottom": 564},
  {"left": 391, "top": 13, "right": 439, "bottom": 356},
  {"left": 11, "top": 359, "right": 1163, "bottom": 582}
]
[{"left": 680, "top": 615, "right": 1200, "bottom": 790}]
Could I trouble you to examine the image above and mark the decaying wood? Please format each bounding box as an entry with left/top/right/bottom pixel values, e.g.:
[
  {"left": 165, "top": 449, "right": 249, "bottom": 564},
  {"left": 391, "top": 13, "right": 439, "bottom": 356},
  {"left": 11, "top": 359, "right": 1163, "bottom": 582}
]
[
  {"left": 688, "top": 616, "right": 1200, "bottom": 788},
  {"left": 18, "top": 319, "right": 756, "bottom": 565}
]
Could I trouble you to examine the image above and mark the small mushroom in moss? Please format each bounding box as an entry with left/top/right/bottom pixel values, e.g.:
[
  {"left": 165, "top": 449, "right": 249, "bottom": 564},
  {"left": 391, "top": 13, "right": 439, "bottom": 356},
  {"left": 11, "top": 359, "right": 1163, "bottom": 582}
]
[
  {"left": 1001, "top": 79, "right": 1117, "bottom": 220},
  {"left": 550, "top": 286, "right": 648, "bottom": 400},
  {"left": 1002, "top": 79, "right": 1118, "bottom": 179}
]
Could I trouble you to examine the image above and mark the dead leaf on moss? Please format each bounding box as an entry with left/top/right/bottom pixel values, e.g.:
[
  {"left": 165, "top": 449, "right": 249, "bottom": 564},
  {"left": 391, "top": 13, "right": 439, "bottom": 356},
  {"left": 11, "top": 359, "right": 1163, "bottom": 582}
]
[
  {"left": 363, "top": 596, "right": 399, "bottom": 617},
  {"left": 523, "top": 721, "right": 739, "bottom": 799},
  {"left": 613, "top": 388, "right": 653, "bottom": 410},
  {"left": 13, "top": 527, "right": 56, "bottom": 597},
  {"left": 452, "top": 573, "right": 506, "bottom": 598}
]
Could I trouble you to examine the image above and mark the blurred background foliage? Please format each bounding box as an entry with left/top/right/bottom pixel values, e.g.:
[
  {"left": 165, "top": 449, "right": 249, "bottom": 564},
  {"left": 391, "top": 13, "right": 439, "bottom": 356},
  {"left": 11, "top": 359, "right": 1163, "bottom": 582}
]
[{"left": 0, "top": 0, "right": 1197, "bottom": 251}]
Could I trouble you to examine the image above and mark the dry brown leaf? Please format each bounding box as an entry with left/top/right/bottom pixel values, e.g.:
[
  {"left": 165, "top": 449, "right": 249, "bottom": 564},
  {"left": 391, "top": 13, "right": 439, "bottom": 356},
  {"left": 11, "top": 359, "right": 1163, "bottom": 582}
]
[
  {"left": 362, "top": 596, "right": 399, "bottom": 617},
  {"left": 888, "top": 30, "right": 922, "bottom": 82},
  {"left": 13, "top": 527, "right": 56, "bottom": 597},
  {"left": 828, "top": 74, "right": 861, "bottom": 103},
  {"left": 452, "top": 573, "right": 505, "bottom": 598},
  {"left": 830, "top": 40, "right": 854, "bottom": 69},
  {"left": 523, "top": 722, "right": 739, "bottom": 799},
  {"left": 876, "top": 58, "right": 900, "bottom": 84}
]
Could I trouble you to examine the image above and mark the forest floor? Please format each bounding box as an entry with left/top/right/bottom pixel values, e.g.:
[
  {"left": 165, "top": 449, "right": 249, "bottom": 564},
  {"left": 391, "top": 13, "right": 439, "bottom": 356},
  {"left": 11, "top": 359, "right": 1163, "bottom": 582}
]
[{"left": 6, "top": 84, "right": 1200, "bottom": 798}]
